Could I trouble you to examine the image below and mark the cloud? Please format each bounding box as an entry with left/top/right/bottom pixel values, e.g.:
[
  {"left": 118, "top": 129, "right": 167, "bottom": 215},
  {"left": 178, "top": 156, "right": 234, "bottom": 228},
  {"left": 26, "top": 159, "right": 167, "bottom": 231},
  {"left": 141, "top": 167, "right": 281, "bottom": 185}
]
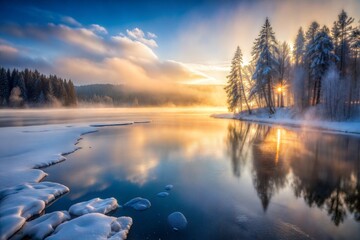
[
  {"left": 90, "top": 24, "right": 108, "bottom": 34},
  {"left": 0, "top": 44, "right": 18, "bottom": 54},
  {"left": 147, "top": 32, "right": 157, "bottom": 38},
  {"left": 61, "top": 16, "right": 82, "bottom": 27},
  {"left": 126, "top": 28, "right": 158, "bottom": 48}
]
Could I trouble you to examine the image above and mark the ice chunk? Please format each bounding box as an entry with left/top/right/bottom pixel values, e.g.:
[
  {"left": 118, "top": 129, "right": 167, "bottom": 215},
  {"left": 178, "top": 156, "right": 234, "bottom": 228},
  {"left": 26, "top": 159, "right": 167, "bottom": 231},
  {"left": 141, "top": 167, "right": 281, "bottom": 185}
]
[
  {"left": 168, "top": 212, "right": 188, "bottom": 231},
  {"left": 124, "top": 197, "right": 151, "bottom": 211},
  {"left": 165, "top": 184, "right": 173, "bottom": 191},
  {"left": 157, "top": 192, "right": 169, "bottom": 198},
  {"left": 69, "top": 197, "right": 119, "bottom": 216},
  {"left": 46, "top": 213, "right": 132, "bottom": 240},
  {"left": 90, "top": 122, "right": 134, "bottom": 127},
  {"left": 0, "top": 182, "right": 69, "bottom": 240},
  {"left": 13, "top": 211, "right": 70, "bottom": 240}
]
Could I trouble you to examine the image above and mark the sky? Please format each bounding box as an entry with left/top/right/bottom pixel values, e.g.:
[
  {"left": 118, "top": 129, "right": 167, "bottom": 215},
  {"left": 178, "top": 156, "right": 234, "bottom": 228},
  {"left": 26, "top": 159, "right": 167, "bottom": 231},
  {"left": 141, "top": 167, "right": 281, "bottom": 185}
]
[{"left": 0, "top": 0, "right": 359, "bottom": 88}]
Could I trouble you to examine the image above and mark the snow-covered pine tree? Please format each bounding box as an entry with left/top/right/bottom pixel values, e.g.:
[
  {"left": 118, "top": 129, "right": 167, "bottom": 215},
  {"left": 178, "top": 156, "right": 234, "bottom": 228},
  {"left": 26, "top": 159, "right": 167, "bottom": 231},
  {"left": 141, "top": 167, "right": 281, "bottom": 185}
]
[
  {"left": 293, "top": 28, "right": 307, "bottom": 110},
  {"left": 225, "top": 47, "right": 242, "bottom": 113},
  {"left": 276, "top": 42, "right": 291, "bottom": 107},
  {"left": 251, "top": 17, "right": 279, "bottom": 114},
  {"left": 307, "top": 26, "right": 337, "bottom": 105},
  {"left": 305, "top": 22, "right": 320, "bottom": 105}
]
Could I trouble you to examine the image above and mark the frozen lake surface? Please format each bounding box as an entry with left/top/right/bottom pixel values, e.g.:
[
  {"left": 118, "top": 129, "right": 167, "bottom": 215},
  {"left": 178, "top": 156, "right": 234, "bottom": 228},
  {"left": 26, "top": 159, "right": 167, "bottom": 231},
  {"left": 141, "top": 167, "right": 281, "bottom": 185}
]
[{"left": 1, "top": 108, "right": 359, "bottom": 239}]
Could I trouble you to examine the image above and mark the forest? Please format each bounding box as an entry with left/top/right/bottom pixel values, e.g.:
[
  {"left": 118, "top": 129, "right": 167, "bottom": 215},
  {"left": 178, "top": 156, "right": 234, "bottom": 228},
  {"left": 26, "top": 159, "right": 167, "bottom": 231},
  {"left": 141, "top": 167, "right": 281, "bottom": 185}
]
[
  {"left": 225, "top": 10, "right": 360, "bottom": 120},
  {"left": 0, "top": 67, "right": 77, "bottom": 107}
]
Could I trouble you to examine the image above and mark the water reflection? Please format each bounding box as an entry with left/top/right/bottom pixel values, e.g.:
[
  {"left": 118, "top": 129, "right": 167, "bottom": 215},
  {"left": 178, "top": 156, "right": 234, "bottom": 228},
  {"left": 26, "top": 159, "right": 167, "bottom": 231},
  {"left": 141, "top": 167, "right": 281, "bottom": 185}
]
[{"left": 226, "top": 121, "right": 360, "bottom": 225}]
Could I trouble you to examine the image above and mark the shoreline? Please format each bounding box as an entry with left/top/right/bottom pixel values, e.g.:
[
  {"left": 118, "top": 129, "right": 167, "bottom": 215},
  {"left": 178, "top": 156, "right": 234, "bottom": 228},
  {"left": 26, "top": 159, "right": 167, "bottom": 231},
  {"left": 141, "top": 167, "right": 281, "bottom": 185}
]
[{"left": 211, "top": 113, "right": 360, "bottom": 136}]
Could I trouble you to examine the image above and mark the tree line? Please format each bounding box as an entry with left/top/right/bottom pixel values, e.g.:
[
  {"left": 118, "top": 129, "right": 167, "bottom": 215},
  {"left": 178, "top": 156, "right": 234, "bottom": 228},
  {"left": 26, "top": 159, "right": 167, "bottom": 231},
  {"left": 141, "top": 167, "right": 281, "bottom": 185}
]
[
  {"left": 0, "top": 67, "right": 77, "bottom": 107},
  {"left": 225, "top": 10, "right": 360, "bottom": 120}
]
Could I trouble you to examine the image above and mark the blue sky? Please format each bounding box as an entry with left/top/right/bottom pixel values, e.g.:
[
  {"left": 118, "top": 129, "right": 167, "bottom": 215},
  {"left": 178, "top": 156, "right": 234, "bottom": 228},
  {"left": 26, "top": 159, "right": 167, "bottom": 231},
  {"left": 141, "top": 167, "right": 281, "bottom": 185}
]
[{"left": 0, "top": 0, "right": 359, "bottom": 87}]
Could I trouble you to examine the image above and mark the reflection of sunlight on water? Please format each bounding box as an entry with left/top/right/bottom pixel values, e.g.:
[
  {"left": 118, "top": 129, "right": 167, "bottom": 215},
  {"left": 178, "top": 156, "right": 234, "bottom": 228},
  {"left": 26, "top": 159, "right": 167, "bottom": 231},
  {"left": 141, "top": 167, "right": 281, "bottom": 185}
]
[{"left": 275, "top": 128, "right": 281, "bottom": 163}]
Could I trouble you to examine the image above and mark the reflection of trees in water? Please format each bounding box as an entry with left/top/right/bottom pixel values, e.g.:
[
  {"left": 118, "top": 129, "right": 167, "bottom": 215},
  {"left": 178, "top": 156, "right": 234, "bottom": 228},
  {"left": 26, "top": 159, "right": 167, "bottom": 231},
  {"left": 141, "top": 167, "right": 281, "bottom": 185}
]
[
  {"left": 225, "top": 121, "right": 251, "bottom": 177},
  {"left": 251, "top": 126, "right": 290, "bottom": 211},
  {"left": 226, "top": 122, "right": 360, "bottom": 225},
  {"left": 290, "top": 134, "right": 360, "bottom": 226}
]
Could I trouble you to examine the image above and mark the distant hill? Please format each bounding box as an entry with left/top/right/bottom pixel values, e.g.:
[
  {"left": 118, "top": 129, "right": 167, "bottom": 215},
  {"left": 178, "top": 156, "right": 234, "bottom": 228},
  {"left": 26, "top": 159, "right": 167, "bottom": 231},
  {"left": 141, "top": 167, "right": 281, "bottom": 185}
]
[{"left": 75, "top": 84, "right": 225, "bottom": 106}]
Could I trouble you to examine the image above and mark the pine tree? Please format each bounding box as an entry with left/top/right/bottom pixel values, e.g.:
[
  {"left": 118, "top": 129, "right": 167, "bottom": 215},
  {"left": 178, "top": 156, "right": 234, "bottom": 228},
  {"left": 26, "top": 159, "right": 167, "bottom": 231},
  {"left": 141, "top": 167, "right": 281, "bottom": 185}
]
[
  {"left": 293, "top": 28, "right": 306, "bottom": 66},
  {"left": 0, "top": 68, "right": 9, "bottom": 105},
  {"left": 348, "top": 22, "right": 360, "bottom": 117},
  {"left": 305, "top": 22, "right": 320, "bottom": 105},
  {"left": 225, "top": 47, "right": 242, "bottom": 113},
  {"left": 293, "top": 27, "right": 307, "bottom": 110},
  {"left": 333, "top": 10, "right": 354, "bottom": 77},
  {"left": 251, "top": 17, "right": 279, "bottom": 114},
  {"left": 308, "top": 26, "right": 337, "bottom": 105},
  {"left": 276, "top": 42, "right": 291, "bottom": 107}
]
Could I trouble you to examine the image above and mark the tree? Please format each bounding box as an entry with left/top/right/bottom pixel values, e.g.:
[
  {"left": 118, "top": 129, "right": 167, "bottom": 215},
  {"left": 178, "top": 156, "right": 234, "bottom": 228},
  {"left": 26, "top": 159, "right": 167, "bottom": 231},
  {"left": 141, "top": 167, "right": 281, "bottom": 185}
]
[
  {"left": 225, "top": 47, "right": 242, "bottom": 113},
  {"left": 305, "top": 22, "right": 320, "bottom": 105},
  {"left": 251, "top": 18, "right": 279, "bottom": 114},
  {"left": 276, "top": 42, "right": 291, "bottom": 107},
  {"left": 293, "top": 28, "right": 307, "bottom": 110},
  {"left": 333, "top": 10, "right": 354, "bottom": 77},
  {"left": 307, "top": 26, "right": 337, "bottom": 105},
  {"left": 348, "top": 22, "right": 360, "bottom": 117},
  {"left": 0, "top": 67, "right": 9, "bottom": 105},
  {"left": 293, "top": 27, "right": 306, "bottom": 66}
]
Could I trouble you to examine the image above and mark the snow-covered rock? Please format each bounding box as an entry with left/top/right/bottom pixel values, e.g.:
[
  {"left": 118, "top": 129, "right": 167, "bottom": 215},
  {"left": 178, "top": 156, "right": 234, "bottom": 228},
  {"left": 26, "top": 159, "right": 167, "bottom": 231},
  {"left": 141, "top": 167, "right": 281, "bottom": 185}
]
[
  {"left": 157, "top": 192, "right": 169, "bottom": 198},
  {"left": 69, "top": 197, "right": 119, "bottom": 216},
  {"left": 168, "top": 212, "right": 188, "bottom": 231},
  {"left": 0, "top": 182, "right": 69, "bottom": 240},
  {"left": 46, "top": 213, "right": 132, "bottom": 240},
  {"left": 165, "top": 184, "right": 173, "bottom": 191},
  {"left": 12, "top": 211, "right": 70, "bottom": 240},
  {"left": 124, "top": 197, "right": 151, "bottom": 211}
]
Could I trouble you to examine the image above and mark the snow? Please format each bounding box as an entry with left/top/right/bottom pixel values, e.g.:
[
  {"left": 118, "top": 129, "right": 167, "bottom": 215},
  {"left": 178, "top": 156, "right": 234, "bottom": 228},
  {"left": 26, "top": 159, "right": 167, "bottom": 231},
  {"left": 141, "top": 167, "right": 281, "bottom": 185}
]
[
  {"left": 0, "top": 124, "right": 96, "bottom": 189},
  {"left": 0, "top": 182, "right": 69, "bottom": 240},
  {"left": 0, "top": 121, "right": 138, "bottom": 239},
  {"left": 124, "top": 197, "right": 151, "bottom": 211},
  {"left": 12, "top": 211, "right": 70, "bottom": 240},
  {"left": 89, "top": 121, "right": 134, "bottom": 127},
  {"left": 212, "top": 108, "right": 360, "bottom": 135},
  {"left": 46, "top": 213, "right": 132, "bottom": 240},
  {"left": 165, "top": 184, "right": 173, "bottom": 191},
  {"left": 157, "top": 192, "right": 169, "bottom": 198},
  {"left": 69, "top": 197, "right": 119, "bottom": 216},
  {"left": 168, "top": 212, "right": 188, "bottom": 231}
]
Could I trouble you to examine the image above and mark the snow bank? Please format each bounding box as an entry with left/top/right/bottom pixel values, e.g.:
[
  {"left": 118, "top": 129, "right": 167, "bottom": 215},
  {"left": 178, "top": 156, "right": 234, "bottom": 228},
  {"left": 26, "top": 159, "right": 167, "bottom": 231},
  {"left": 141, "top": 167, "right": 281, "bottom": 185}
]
[
  {"left": 157, "top": 192, "right": 169, "bottom": 198},
  {"left": 0, "top": 182, "right": 69, "bottom": 240},
  {"left": 0, "top": 124, "right": 96, "bottom": 189},
  {"left": 212, "top": 108, "right": 360, "bottom": 135},
  {"left": 124, "top": 197, "right": 151, "bottom": 211},
  {"left": 46, "top": 213, "right": 132, "bottom": 240},
  {"left": 12, "top": 211, "right": 70, "bottom": 240},
  {"left": 168, "top": 212, "right": 188, "bottom": 231},
  {"left": 69, "top": 197, "right": 119, "bottom": 216}
]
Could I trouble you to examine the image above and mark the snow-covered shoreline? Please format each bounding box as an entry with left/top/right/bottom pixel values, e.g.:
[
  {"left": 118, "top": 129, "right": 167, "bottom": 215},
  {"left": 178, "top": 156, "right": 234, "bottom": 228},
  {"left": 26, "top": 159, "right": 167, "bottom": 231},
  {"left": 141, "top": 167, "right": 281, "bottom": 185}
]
[
  {"left": 212, "top": 109, "right": 360, "bottom": 135},
  {"left": 0, "top": 121, "right": 141, "bottom": 240}
]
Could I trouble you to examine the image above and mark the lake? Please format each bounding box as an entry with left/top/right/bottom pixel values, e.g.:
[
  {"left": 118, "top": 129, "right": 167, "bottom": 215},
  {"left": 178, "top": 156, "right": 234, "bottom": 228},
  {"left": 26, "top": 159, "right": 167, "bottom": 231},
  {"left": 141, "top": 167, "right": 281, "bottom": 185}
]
[{"left": 2, "top": 108, "right": 359, "bottom": 239}]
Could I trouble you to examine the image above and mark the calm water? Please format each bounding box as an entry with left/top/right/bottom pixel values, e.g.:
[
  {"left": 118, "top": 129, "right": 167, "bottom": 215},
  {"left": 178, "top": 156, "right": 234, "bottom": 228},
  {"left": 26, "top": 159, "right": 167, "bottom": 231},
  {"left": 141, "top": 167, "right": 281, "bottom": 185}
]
[{"left": 3, "top": 109, "right": 360, "bottom": 239}]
